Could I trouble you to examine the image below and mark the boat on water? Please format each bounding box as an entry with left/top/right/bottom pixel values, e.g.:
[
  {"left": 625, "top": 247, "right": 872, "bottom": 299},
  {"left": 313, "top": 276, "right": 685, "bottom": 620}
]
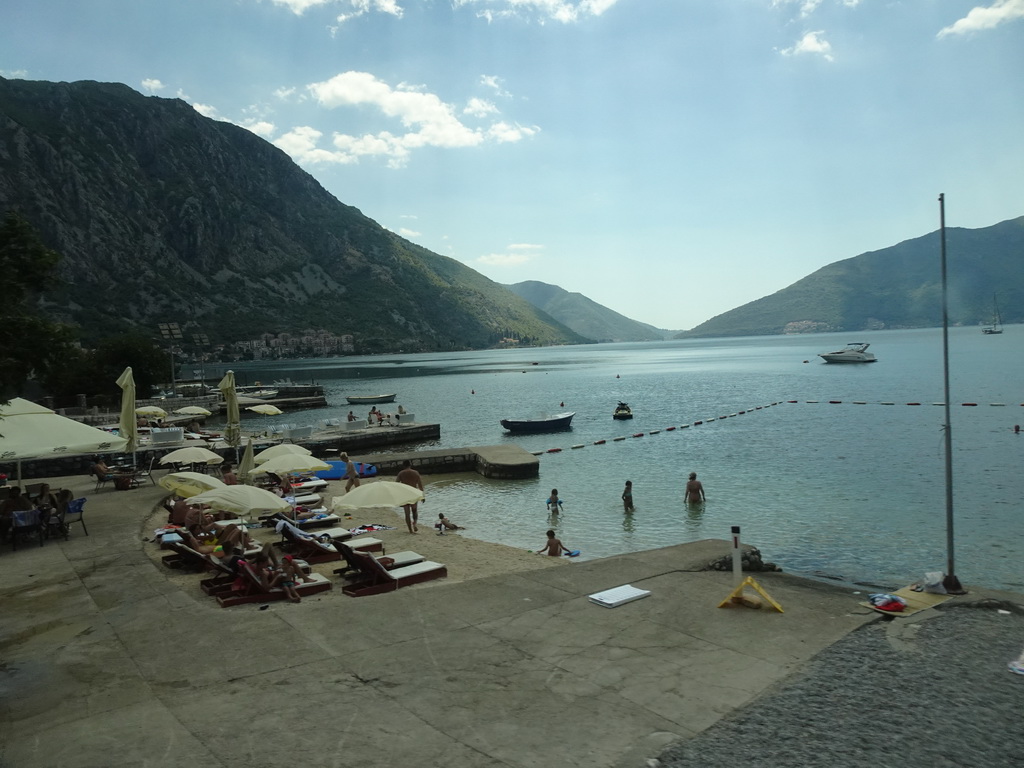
[
  {"left": 818, "top": 342, "right": 877, "bottom": 363},
  {"left": 500, "top": 412, "right": 575, "bottom": 433},
  {"left": 982, "top": 294, "right": 1003, "bottom": 335},
  {"left": 613, "top": 402, "right": 633, "bottom": 419},
  {"left": 345, "top": 393, "right": 397, "bottom": 405}
]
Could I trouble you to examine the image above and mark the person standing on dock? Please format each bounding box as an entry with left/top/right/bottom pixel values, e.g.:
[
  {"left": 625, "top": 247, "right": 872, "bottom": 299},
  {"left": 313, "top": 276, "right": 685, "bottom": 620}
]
[
  {"left": 396, "top": 460, "right": 424, "bottom": 534},
  {"left": 341, "top": 453, "right": 360, "bottom": 492},
  {"left": 684, "top": 472, "right": 705, "bottom": 503}
]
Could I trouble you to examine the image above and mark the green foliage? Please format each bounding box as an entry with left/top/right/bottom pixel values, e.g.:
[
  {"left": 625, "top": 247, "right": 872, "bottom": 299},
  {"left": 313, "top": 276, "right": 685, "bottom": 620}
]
[{"left": 0, "top": 211, "right": 77, "bottom": 401}]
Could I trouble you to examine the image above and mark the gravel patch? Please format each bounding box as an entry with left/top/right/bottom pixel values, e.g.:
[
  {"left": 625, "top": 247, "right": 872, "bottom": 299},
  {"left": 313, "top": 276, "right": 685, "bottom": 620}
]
[{"left": 655, "top": 603, "right": 1024, "bottom": 768}]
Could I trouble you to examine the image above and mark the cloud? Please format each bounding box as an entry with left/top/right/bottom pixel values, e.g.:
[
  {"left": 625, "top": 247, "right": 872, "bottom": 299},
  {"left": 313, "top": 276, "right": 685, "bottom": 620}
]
[
  {"left": 455, "top": 0, "right": 620, "bottom": 24},
  {"left": 779, "top": 30, "right": 834, "bottom": 61},
  {"left": 269, "top": 0, "right": 335, "bottom": 13},
  {"left": 464, "top": 97, "right": 499, "bottom": 117},
  {"left": 477, "top": 243, "right": 543, "bottom": 267},
  {"left": 397, "top": 227, "right": 421, "bottom": 237},
  {"left": 0, "top": 69, "right": 28, "bottom": 78},
  {"left": 141, "top": 78, "right": 165, "bottom": 93},
  {"left": 771, "top": 0, "right": 860, "bottom": 18},
  {"left": 242, "top": 119, "right": 277, "bottom": 138},
  {"left": 272, "top": 71, "right": 537, "bottom": 167},
  {"left": 938, "top": 0, "right": 1024, "bottom": 38},
  {"left": 191, "top": 102, "right": 221, "bottom": 118}
]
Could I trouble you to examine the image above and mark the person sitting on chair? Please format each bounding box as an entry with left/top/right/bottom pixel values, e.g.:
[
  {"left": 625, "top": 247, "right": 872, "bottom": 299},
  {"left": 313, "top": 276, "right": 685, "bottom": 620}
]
[{"left": 90, "top": 456, "right": 113, "bottom": 481}]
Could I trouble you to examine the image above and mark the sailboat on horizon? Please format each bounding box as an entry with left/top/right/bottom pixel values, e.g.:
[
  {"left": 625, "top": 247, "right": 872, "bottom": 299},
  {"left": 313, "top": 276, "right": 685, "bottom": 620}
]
[{"left": 982, "top": 293, "right": 1003, "bottom": 335}]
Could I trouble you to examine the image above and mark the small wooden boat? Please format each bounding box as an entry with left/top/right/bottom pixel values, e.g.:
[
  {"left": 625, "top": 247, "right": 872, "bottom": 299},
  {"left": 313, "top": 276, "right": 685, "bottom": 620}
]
[
  {"left": 500, "top": 412, "right": 575, "bottom": 433},
  {"left": 345, "top": 394, "right": 397, "bottom": 405},
  {"left": 613, "top": 402, "right": 633, "bottom": 420}
]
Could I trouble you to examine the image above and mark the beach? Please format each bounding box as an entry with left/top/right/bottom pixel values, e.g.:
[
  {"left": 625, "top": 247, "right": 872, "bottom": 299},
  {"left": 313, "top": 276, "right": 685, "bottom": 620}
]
[
  {"left": 3, "top": 471, "right": 1023, "bottom": 768},
  {"left": 142, "top": 473, "right": 570, "bottom": 589}
]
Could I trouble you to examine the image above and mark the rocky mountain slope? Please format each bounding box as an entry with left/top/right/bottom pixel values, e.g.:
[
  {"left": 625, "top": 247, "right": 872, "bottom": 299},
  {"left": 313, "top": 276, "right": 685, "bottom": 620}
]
[
  {"left": 0, "top": 77, "right": 587, "bottom": 351},
  {"left": 680, "top": 216, "right": 1024, "bottom": 337},
  {"left": 506, "top": 281, "right": 674, "bottom": 342}
]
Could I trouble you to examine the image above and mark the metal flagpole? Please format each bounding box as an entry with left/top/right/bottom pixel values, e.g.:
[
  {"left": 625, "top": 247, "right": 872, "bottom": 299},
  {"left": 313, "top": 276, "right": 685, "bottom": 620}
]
[{"left": 939, "top": 193, "right": 964, "bottom": 594}]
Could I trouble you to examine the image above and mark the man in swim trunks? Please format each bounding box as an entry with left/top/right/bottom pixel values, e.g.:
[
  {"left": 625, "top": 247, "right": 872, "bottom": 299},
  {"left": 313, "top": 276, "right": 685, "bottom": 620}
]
[
  {"left": 396, "top": 460, "right": 424, "bottom": 533},
  {"left": 341, "top": 453, "right": 360, "bottom": 492}
]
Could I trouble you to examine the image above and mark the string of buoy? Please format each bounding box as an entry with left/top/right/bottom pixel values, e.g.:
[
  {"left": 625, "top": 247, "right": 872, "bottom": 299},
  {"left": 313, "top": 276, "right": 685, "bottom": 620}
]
[
  {"left": 786, "top": 400, "right": 1015, "bottom": 407},
  {"left": 530, "top": 402, "right": 784, "bottom": 456}
]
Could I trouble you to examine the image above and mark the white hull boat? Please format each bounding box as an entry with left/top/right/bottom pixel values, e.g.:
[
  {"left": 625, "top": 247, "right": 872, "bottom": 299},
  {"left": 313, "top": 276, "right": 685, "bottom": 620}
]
[{"left": 819, "top": 342, "right": 877, "bottom": 363}]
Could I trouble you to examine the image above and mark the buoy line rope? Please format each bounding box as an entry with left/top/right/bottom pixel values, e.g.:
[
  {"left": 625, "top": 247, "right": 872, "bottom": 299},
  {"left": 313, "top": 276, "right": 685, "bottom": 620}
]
[{"left": 531, "top": 402, "right": 784, "bottom": 456}]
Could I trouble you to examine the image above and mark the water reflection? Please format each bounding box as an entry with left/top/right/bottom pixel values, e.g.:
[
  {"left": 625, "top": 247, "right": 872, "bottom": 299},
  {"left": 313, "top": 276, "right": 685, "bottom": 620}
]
[{"left": 684, "top": 501, "right": 706, "bottom": 535}]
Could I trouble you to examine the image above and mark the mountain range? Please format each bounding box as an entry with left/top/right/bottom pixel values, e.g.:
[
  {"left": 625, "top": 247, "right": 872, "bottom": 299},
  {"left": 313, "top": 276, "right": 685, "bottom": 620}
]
[
  {"left": 2, "top": 76, "right": 1021, "bottom": 349},
  {"left": 678, "top": 216, "right": 1024, "bottom": 337},
  {"left": 0, "top": 77, "right": 586, "bottom": 352}
]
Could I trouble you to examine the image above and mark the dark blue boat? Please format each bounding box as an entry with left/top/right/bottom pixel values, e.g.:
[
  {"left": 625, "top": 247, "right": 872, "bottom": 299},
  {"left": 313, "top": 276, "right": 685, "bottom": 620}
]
[{"left": 500, "top": 412, "right": 575, "bottom": 433}]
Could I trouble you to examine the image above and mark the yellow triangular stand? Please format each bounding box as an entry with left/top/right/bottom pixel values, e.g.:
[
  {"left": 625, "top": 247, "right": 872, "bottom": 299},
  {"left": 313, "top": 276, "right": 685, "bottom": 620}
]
[{"left": 717, "top": 576, "right": 784, "bottom": 613}]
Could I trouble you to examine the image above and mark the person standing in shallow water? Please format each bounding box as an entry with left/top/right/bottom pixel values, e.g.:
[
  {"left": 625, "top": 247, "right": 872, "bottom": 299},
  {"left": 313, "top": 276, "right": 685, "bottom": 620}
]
[
  {"left": 684, "top": 472, "right": 705, "bottom": 503},
  {"left": 622, "top": 480, "right": 634, "bottom": 512}
]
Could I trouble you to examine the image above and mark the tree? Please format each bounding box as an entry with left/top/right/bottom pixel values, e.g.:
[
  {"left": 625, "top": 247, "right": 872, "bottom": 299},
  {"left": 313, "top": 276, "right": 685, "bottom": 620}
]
[
  {"left": 91, "top": 335, "right": 171, "bottom": 399},
  {"left": 0, "top": 212, "right": 77, "bottom": 401}
]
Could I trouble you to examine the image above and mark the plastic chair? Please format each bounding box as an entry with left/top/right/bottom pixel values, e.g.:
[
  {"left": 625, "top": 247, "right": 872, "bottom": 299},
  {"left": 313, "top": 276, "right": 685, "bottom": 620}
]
[
  {"left": 11, "top": 509, "right": 45, "bottom": 550},
  {"left": 58, "top": 498, "right": 88, "bottom": 539},
  {"left": 93, "top": 470, "right": 112, "bottom": 492}
]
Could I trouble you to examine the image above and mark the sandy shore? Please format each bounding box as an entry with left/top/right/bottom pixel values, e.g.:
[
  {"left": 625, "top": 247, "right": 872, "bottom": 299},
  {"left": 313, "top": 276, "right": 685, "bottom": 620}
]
[{"left": 143, "top": 474, "right": 568, "bottom": 593}]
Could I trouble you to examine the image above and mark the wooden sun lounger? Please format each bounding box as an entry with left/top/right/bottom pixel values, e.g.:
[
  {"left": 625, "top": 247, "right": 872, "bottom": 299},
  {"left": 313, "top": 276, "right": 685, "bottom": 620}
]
[
  {"left": 216, "top": 561, "right": 332, "bottom": 608},
  {"left": 276, "top": 522, "right": 383, "bottom": 563},
  {"left": 332, "top": 541, "right": 424, "bottom": 578},
  {"left": 341, "top": 550, "right": 447, "bottom": 597}
]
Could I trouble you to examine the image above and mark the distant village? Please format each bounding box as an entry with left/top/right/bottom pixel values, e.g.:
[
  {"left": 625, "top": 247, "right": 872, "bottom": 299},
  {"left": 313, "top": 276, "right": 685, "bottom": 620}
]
[{"left": 200, "top": 330, "right": 356, "bottom": 362}]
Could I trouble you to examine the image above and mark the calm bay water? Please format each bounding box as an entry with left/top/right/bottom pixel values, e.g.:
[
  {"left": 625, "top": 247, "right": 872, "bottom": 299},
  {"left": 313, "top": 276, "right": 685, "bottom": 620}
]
[{"left": 206, "top": 327, "right": 1024, "bottom": 591}]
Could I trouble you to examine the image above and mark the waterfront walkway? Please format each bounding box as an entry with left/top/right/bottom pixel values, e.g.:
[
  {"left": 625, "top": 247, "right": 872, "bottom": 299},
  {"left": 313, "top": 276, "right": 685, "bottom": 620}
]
[{"left": 2, "top": 476, "right": 1019, "bottom": 768}]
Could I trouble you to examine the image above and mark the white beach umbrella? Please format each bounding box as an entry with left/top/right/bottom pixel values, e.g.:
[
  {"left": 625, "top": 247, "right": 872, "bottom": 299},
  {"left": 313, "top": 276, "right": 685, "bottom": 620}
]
[
  {"left": 253, "top": 443, "right": 312, "bottom": 464},
  {"left": 174, "top": 405, "right": 213, "bottom": 416},
  {"left": 254, "top": 454, "right": 330, "bottom": 476},
  {"left": 187, "top": 485, "right": 291, "bottom": 516},
  {"left": 116, "top": 366, "right": 138, "bottom": 456},
  {"left": 159, "top": 446, "right": 224, "bottom": 466},
  {"left": 247, "top": 404, "right": 284, "bottom": 416},
  {"left": 331, "top": 481, "right": 423, "bottom": 510},
  {"left": 135, "top": 405, "right": 168, "bottom": 419},
  {"left": 0, "top": 397, "right": 128, "bottom": 483},
  {"left": 159, "top": 471, "right": 226, "bottom": 499}
]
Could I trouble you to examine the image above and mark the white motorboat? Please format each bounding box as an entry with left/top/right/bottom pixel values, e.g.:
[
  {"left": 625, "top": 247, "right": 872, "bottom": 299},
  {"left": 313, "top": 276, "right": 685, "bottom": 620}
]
[{"left": 819, "top": 342, "right": 877, "bottom": 363}]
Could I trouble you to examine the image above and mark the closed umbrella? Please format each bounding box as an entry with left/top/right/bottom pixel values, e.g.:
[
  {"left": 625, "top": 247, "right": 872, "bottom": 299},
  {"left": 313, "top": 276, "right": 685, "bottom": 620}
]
[
  {"left": 187, "top": 485, "right": 291, "bottom": 516},
  {"left": 218, "top": 371, "right": 241, "bottom": 450},
  {"left": 116, "top": 366, "right": 138, "bottom": 456},
  {"left": 159, "top": 471, "right": 226, "bottom": 499},
  {"left": 247, "top": 404, "right": 284, "bottom": 416},
  {"left": 254, "top": 454, "right": 330, "bottom": 477},
  {"left": 254, "top": 443, "right": 311, "bottom": 464},
  {"left": 238, "top": 438, "right": 256, "bottom": 485},
  {"left": 159, "top": 446, "right": 224, "bottom": 466},
  {"left": 331, "top": 481, "right": 424, "bottom": 510},
  {"left": 174, "top": 406, "right": 213, "bottom": 417}
]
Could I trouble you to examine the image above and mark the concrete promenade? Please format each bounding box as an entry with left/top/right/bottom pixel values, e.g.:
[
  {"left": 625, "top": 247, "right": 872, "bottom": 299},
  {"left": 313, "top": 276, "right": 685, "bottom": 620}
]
[{"left": 0, "top": 474, "right": 986, "bottom": 768}]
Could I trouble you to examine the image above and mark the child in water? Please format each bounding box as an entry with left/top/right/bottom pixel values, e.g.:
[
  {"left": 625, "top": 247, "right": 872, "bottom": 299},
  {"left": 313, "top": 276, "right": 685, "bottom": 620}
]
[
  {"left": 622, "top": 480, "right": 634, "bottom": 512},
  {"left": 538, "top": 529, "right": 570, "bottom": 556},
  {"left": 546, "top": 489, "right": 563, "bottom": 512}
]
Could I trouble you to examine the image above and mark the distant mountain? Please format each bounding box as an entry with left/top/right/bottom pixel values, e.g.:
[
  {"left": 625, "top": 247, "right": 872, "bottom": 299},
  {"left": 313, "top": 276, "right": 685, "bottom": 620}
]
[
  {"left": 0, "top": 77, "right": 588, "bottom": 351},
  {"left": 679, "top": 216, "right": 1024, "bottom": 338},
  {"left": 506, "top": 281, "right": 676, "bottom": 342}
]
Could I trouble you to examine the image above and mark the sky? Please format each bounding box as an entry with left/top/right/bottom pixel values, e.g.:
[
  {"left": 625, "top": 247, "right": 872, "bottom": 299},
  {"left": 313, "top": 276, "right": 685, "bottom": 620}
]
[{"left": 3, "top": 1, "right": 1023, "bottom": 330}]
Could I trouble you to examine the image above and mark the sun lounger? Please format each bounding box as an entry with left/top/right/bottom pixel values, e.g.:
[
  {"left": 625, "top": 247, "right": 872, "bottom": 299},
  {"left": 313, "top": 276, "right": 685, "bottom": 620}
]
[
  {"left": 332, "top": 542, "right": 425, "bottom": 578},
  {"left": 292, "top": 478, "right": 328, "bottom": 493},
  {"left": 216, "top": 560, "right": 332, "bottom": 607},
  {"left": 275, "top": 520, "right": 382, "bottom": 563},
  {"left": 341, "top": 550, "right": 446, "bottom": 597}
]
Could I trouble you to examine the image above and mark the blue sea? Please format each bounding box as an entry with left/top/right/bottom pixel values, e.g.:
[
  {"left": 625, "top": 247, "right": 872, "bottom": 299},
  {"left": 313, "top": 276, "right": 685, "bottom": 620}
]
[{"left": 203, "top": 327, "right": 1024, "bottom": 591}]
